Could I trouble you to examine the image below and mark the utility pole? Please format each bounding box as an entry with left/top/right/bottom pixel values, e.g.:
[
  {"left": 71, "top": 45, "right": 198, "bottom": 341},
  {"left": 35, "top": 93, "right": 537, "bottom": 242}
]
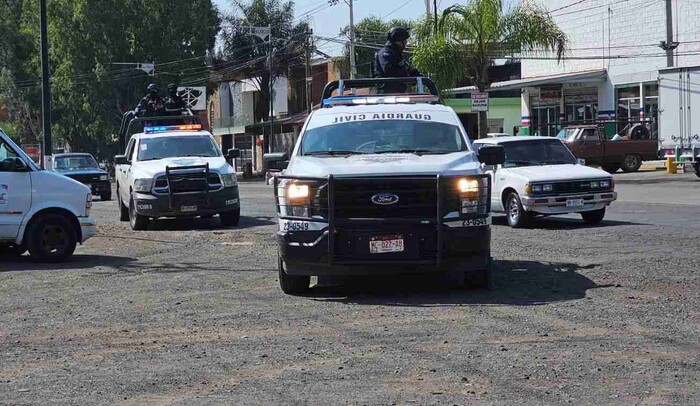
[
  {"left": 39, "top": 0, "right": 52, "bottom": 170},
  {"left": 305, "top": 31, "right": 313, "bottom": 114},
  {"left": 433, "top": 0, "right": 438, "bottom": 35},
  {"left": 348, "top": 0, "right": 357, "bottom": 79},
  {"left": 664, "top": 0, "right": 675, "bottom": 67},
  {"left": 424, "top": 0, "right": 431, "bottom": 16},
  {"left": 268, "top": 24, "right": 274, "bottom": 154}
]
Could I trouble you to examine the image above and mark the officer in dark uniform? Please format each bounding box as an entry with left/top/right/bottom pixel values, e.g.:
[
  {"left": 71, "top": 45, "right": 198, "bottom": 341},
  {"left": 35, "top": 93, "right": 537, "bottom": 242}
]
[
  {"left": 373, "top": 27, "right": 421, "bottom": 93},
  {"left": 165, "top": 83, "right": 187, "bottom": 113},
  {"left": 135, "top": 83, "right": 165, "bottom": 117}
]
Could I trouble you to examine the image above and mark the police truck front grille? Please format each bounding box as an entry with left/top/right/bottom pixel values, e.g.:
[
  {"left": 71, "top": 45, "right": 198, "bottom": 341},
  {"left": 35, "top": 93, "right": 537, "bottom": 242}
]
[
  {"left": 154, "top": 173, "right": 222, "bottom": 194},
  {"left": 67, "top": 174, "right": 101, "bottom": 184},
  {"left": 332, "top": 177, "right": 437, "bottom": 219}
]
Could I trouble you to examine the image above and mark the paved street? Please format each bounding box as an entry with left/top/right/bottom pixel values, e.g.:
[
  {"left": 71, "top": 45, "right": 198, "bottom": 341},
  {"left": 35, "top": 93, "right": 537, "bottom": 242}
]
[{"left": 1, "top": 171, "right": 699, "bottom": 405}]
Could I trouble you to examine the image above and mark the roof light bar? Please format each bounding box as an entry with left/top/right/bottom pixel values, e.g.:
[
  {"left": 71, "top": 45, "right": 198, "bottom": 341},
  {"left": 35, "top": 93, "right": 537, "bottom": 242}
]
[
  {"left": 144, "top": 124, "right": 202, "bottom": 134},
  {"left": 322, "top": 94, "right": 439, "bottom": 107}
]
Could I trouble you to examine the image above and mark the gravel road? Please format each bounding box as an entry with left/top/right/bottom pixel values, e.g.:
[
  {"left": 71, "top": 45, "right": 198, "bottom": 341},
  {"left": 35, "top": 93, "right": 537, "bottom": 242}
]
[{"left": 1, "top": 171, "right": 699, "bottom": 405}]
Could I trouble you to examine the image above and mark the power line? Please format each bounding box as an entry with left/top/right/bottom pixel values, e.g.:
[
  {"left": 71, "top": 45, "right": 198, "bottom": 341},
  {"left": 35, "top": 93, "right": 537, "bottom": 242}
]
[{"left": 382, "top": 0, "right": 416, "bottom": 19}]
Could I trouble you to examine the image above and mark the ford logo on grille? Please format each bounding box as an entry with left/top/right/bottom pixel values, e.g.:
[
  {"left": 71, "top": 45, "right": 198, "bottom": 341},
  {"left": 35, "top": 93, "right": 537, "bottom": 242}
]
[{"left": 371, "top": 193, "right": 399, "bottom": 205}]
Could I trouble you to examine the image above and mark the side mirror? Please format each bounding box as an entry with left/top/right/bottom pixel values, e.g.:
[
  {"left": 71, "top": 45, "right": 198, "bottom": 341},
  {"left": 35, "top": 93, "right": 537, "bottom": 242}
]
[
  {"left": 114, "top": 155, "right": 128, "bottom": 165},
  {"left": 577, "top": 158, "right": 586, "bottom": 165},
  {"left": 263, "top": 152, "right": 289, "bottom": 171},
  {"left": 227, "top": 148, "right": 241, "bottom": 159},
  {"left": 478, "top": 145, "right": 506, "bottom": 166}
]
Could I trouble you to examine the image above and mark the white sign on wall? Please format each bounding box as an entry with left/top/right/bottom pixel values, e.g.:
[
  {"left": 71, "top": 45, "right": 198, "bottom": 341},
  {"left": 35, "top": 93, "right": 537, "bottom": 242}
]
[
  {"left": 249, "top": 26, "right": 271, "bottom": 41},
  {"left": 472, "top": 92, "right": 489, "bottom": 112},
  {"left": 178, "top": 86, "right": 206, "bottom": 111}
]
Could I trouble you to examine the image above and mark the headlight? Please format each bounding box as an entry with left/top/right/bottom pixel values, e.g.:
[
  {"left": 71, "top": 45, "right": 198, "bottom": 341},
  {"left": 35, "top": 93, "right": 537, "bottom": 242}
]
[
  {"left": 543, "top": 184, "right": 553, "bottom": 192},
  {"left": 590, "top": 181, "right": 600, "bottom": 188},
  {"left": 457, "top": 177, "right": 486, "bottom": 215},
  {"left": 133, "top": 178, "right": 154, "bottom": 193},
  {"left": 531, "top": 184, "right": 542, "bottom": 193},
  {"left": 221, "top": 173, "right": 237, "bottom": 188},
  {"left": 85, "top": 193, "right": 92, "bottom": 216},
  {"left": 599, "top": 180, "right": 611, "bottom": 188},
  {"left": 457, "top": 178, "right": 480, "bottom": 194},
  {"left": 100, "top": 175, "right": 108, "bottom": 181},
  {"left": 285, "top": 184, "right": 311, "bottom": 218},
  {"left": 287, "top": 184, "right": 310, "bottom": 199}
]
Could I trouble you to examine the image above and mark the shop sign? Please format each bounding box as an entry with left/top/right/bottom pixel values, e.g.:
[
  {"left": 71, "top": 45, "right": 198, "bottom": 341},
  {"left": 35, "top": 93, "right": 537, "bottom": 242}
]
[
  {"left": 472, "top": 92, "right": 489, "bottom": 112},
  {"left": 539, "top": 87, "right": 561, "bottom": 101}
]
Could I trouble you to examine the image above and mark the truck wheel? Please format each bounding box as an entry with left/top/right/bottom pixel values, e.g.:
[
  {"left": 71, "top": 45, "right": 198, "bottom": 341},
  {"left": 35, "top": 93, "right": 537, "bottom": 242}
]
[
  {"left": 620, "top": 154, "right": 642, "bottom": 172},
  {"left": 581, "top": 207, "right": 606, "bottom": 225},
  {"left": 506, "top": 192, "right": 530, "bottom": 228},
  {"left": 129, "top": 195, "right": 149, "bottom": 231},
  {"left": 278, "top": 256, "right": 310, "bottom": 295},
  {"left": 464, "top": 257, "right": 492, "bottom": 290},
  {"left": 117, "top": 187, "right": 129, "bottom": 221},
  {"left": 219, "top": 209, "right": 240, "bottom": 227},
  {"left": 602, "top": 163, "right": 620, "bottom": 174},
  {"left": 26, "top": 214, "right": 77, "bottom": 262},
  {"left": 100, "top": 190, "right": 112, "bottom": 201},
  {"left": 694, "top": 163, "right": 700, "bottom": 179},
  {"left": 0, "top": 243, "right": 26, "bottom": 257}
]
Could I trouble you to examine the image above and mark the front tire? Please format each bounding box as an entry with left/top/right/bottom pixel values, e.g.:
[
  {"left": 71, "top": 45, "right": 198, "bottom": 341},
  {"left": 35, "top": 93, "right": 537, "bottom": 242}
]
[
  {"left": 506, "top": 192, "right": 530, "bottom": 228},
  {"left": 100, "top": 190, "right": 112, "bottom": 201},
  {"left": 620, "top": 154, "right": 642, "bottom": 172},
  {"left": 117, "top": 186, "right": 129, "bottom": 221},
  {"left": 26, "top": 214, "right": 77, "bottom": 262},
  {"left": 219, "top": 209, "right": 240, "bottom": 227},
  {"left": 129, "top": 195, "right": 149, "bottom": 231},
  {"left": 602, "top": 163, "right": 620, "bottom": 174},
  {"left": 694, "top": 162, "right": 700, "bottom": 179},
  {"left": 278, "top": 256, "right": 310, "bottom": 295},
  {"left": 581, "top": 207, "right": 606, "bottom": 225},
  {"left": 0, "top": 243, "right": 26, "bottom": 257}
]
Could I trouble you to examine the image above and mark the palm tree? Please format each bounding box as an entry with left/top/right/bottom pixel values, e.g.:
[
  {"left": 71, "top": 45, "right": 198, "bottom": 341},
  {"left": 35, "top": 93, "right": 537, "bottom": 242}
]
[{"left": 429, "top": 0, "right": 569, "bottom": 138}]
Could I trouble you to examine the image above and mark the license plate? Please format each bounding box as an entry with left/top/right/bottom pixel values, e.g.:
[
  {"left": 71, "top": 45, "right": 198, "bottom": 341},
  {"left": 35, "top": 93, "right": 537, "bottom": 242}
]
[
  {"left": 369, "top": 235, "right": 404, "bottom": 254},
  {"left": 462, "top": 217, "right": 491, "bottom": 227},
  {"left": 181, "top": 205, "right": 197, "bottom": 212},
  {"left": 566, "top": 198, "right": 584, "bottom": 207}
]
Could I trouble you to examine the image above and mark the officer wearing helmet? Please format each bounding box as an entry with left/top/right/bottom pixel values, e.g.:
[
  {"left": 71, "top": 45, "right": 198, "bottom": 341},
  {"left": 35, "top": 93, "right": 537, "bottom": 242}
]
[
  {"left": 135, "top": 83, "right": 165, "bottom": 117},
  {"left": 373, "top": 27, "right": 421, "bottom": 93},
  {"left": 165, "top": 83, "right": 187, "bottom": 113}
]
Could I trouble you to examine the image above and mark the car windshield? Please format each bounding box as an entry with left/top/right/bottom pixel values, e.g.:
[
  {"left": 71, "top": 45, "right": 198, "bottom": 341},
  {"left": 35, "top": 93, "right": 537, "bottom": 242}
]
[
  {"left": 556, "top": 128, "right": 577, "bottom": 141},
  {"left": 301, "top": 120, "right": 467, "bottom": 156},
  {"left": 53, "top": 155, "right": 99, "bottom": 170},
  {"left": 502, "top": 140, "right": 577, "bottom": 167},
  {"left": 137, "top": 136, "right": 220, "bottom": 161}
]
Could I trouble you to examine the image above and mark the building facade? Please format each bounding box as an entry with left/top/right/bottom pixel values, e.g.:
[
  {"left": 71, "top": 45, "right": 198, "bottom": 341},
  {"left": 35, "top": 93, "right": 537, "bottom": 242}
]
[{"left": 520, "top": 0, "right": 700, "bottom": 139}]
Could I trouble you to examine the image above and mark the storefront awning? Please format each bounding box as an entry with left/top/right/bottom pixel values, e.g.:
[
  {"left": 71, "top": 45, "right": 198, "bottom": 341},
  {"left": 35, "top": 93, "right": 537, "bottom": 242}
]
[
  {"left": 449, "top": 69, "right": 608, "bottom": 95},
  {"left": 245, "top": 111, "right": 309, "bottom": 135}
]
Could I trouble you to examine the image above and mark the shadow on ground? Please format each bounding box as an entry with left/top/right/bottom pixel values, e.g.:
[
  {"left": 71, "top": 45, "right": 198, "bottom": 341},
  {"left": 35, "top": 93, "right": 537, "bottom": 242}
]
[
  {"left": 146, "top": 215, "right": 275, "bottom": 231},
  {"left": 491, "top": 214, "right": 646, "bottom": 229},
  {"left": 0, "top": 254, "right": 137, "bottom": 272},
  {"left": 307, "top": 260, "right": 612, "bottom": 307}
]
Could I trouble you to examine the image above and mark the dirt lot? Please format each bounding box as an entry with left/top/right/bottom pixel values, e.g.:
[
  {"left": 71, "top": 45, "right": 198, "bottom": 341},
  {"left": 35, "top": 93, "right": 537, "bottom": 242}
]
[{"left": 1, "top": 171, "right": 699, "bottom": 405}]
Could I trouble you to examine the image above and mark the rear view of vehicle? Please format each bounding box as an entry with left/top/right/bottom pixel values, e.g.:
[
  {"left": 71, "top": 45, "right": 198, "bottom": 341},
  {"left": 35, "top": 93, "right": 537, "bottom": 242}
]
[
  {"left": 270, "top": 78, "right": 505, "bottom": 294},
  {"left": 53, "top": 153, "right": 112, "bottom": 201},
  {"left": 659, "top": 66, "right": 700, "bottom": 177}
]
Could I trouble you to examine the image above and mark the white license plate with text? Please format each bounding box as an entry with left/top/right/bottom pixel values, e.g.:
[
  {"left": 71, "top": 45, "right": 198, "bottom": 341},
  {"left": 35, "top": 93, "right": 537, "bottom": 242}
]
[
  {"left": 369, "top": 236, "right": 404, "bottom": 254},
  {"left": 181, "top": 205, "right": 198, "bottom": 212},
  {"left": 566, "top": 198, "right": 584, "bottom": 208}
]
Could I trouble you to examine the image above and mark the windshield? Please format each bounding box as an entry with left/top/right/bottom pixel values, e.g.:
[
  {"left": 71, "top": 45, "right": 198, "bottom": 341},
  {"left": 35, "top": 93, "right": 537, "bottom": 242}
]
[
  {"left": 53, "top": 155, "right": 99, "bottom": 170},
  {"left": 137, "top": 136, "right": 220, "bottom": 161},
  {"left": 556, "top": 128, "right": 577, "bottom": 141},
  {"left": 502, "top": 140, "right": 577, "bottom": 167},
  {"left": 301, "top": 120, "right": 467, "bottom": 156}
]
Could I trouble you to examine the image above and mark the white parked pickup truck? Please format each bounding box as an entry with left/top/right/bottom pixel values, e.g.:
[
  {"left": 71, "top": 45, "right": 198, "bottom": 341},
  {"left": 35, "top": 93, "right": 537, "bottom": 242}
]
[
  {"left": 0, "top": 129, "right": 96, "bottom": 261},
  {"left": 474, "top": 136, "right": 617, "bottom": 228}
]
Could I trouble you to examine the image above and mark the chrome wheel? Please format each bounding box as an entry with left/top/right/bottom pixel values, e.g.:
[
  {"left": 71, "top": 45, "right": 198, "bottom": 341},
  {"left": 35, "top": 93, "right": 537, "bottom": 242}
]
[{"left": 508, "top": 197, "right": 520, "bottom": 223}]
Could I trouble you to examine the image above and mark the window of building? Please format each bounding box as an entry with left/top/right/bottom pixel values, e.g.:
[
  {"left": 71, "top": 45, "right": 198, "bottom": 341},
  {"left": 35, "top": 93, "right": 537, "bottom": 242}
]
[
  {"left": 644, "top": 83, "right": 659, "bottom": 139},
  {"left": 616, "top": 86, "right": 641, "bottom": 134},
  {"left": 565, "top": 93, "right": 598, "bottom": 123}
]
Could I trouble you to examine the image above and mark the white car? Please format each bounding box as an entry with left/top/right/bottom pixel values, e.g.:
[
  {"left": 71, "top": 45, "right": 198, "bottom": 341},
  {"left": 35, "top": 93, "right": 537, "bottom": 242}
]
[
  {"left": 474, "top": 136, "right": 617, "bottom": 228},
  {"left": 268, "top": 78, "right": 506, "bottom": 294},
  {"left": 0, "top": 130, "right": 96, "bottom": 261},
  {"left": 114, "top": 124, "right": 241, "bottom": 230}
]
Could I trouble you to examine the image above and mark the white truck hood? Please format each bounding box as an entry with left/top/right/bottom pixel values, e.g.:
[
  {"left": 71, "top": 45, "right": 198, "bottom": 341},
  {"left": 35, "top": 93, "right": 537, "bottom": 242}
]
[
  {"left": 133, "top": 157, "right": 231, "bottom": 177},
  {"left": 287, "top": 152, "right": 482, "bottom": 177},
  {"left": 506, "top": 164, "right": 610, "bottom": 181}
]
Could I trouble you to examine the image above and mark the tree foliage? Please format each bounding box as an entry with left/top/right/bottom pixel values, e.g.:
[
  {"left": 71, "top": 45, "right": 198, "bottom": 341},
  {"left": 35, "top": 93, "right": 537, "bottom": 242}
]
[
  {"left": 219, "top": 0, "right": 310, "bottom": 122},
  {"left": 0, "top": 0, "right": 220, "bottom": 159}
]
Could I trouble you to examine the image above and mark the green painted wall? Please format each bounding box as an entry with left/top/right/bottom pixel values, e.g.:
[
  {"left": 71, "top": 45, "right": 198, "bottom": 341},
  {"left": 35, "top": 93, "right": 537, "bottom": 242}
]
[{"left": 444, "top": 97, "right": 522, "bottom": 135}]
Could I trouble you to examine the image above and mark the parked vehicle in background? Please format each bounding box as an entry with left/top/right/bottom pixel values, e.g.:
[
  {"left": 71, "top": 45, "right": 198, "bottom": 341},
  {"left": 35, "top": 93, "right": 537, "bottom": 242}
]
[
  {"left": 474, "top": 136, "right": 617, "bottom": 228},
  {"left": 0, "top": 130, "right": 96, "bottom": 262},
  {"left": 269, "top": 78, "right": 506, "bottom": 295},
  {"left": 53, "top": 153, "right": 112, "bottom": 201},
  {"left": 114, "top": 124, "right": 241, "bottom": 231},
  {"left": 658, "top": 66, "right": 700, "bottom": 178},
  {"left": 487, "top": 132, "right": 511, "bottom": 138},
  {"left": 556, "top": 125, "right": 657, "bottom": 173}
]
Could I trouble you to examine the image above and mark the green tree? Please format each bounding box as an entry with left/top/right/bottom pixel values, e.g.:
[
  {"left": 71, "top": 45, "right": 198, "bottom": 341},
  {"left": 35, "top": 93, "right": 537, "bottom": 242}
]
[
  {"left": 413, "top": 0, "right": 568, "bottom": 138},
  {"left": 219, "top": 0, "right": 310, "bottom": 122}
]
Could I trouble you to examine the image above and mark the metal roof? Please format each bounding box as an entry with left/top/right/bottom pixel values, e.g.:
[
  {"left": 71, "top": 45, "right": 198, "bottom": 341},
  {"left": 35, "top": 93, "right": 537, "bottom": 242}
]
[{"left": 449, "top": 69, "right": 608, "bottom": 95}]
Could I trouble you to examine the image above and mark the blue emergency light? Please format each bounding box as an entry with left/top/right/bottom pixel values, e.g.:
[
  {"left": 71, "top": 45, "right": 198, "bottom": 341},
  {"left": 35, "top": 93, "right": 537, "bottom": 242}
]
[{"left": 144, "top": 124, "right": 202, "bottom": 134}]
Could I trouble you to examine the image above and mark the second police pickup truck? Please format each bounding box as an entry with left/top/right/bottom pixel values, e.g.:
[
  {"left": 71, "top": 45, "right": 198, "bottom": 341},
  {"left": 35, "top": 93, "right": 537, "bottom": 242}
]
[
  {"left": 269, "top": 78, "right": 506, "bottom": 294},
  {"left": 114, "top": 123, "right": 241, "bottom": 230}
]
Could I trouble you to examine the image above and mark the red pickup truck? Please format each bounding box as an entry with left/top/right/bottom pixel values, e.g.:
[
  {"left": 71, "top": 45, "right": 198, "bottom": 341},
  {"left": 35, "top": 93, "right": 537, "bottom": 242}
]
[{"left": 556, "top": 125, "right": 658, "bottom": 173}]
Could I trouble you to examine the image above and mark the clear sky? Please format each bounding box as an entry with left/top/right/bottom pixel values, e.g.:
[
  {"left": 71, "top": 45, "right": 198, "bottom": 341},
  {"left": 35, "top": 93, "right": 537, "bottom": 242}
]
[{"left": 213, "top": 0, "right": 453, "bottom": 56}]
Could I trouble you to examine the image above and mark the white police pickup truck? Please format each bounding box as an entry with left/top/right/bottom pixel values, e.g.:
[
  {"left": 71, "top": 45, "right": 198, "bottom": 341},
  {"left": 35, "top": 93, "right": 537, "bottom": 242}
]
[
  {"left": 268, "top": 78, "right": 506, "bottom": 294},
  {"left": 473, "top": 136, "right": 617, "bottom": 228},
  {"left": 0, "top": 129, "right": 96, "bottom": 261},
  {"left": 114, "top": 124, "right": 241, "bottom": 230}
]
